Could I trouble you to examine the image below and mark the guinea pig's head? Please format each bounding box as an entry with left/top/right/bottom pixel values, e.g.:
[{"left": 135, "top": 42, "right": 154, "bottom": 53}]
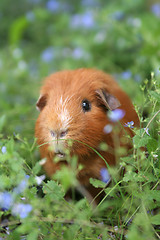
[{"left": 35, "top": 69, "right": 121, "bottom": 159}]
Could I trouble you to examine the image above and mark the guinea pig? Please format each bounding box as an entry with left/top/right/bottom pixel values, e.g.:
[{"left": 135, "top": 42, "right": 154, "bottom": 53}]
[{"left": 35, "top": 68, "right": 140, "bottom": 201}]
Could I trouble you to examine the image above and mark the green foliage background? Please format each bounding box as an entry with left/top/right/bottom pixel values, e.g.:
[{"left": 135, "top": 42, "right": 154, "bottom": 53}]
[{"left": 0, "top": 0, "right": 160, "bottom": 239}]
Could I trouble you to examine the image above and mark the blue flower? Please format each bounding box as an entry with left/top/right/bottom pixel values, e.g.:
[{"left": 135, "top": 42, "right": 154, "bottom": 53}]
[
  {"left": 72, "top": 48, "right": 84, "bottom": 59},
  {"left": 71, "top": 47, "right": 90, "bottom": 60},
  {"left": 121, "top": 71, "right": 132, "bottom": 80},
  {"left": 124, "top": 121, "right": 134, "bottom": 128},
  {"left": 41, "top": 47, "right": 55, "bottom": 63},
  {"left": 35, "top": 174, "right": 45, "bottom": 185},
  {"left": 108, "top": 109, "right": 125, "bottom": 122},
  {"left": 151, "top": 3, "right": 160, "bottom": 18},
  {"left": 12, "top": 203, "right": 32, "bottom": 219},
  {"left": 100, "top": 168, "right": 110, "bottom": 184},
  {"left": 0, "top": 192, "right": 13, "bottom": 210},
  {"left": 70, "top": 11, "right": 95, "bottom": 29},
  {"left": 144, "top": 128, "right": 150, "bottom": 136},
  {"left": 14, "top": 179, "right": 28, "bottom": 194},
  {"left": 46, "top": 0, "right": 60, "bottom": 12},
  {"left": 1, "top": 146, "right": 7, "bottom": 154},
  {"left": 104, "top": 124, "right": 113, "bottom": 134}
]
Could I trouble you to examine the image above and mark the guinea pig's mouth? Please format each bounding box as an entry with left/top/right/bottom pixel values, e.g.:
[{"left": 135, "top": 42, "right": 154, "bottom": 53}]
[{"left": 55, "top": 151, "right": 66, "bottom": 159}]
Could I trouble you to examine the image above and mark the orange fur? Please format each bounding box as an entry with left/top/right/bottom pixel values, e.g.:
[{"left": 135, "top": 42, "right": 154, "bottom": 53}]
[{"left": 35, "top": 68, "right": 140, "bottom": 200}]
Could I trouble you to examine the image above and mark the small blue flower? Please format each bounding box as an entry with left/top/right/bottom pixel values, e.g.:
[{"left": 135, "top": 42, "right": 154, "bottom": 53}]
[
  {"left": 13, "top": 175, "right": 29, "bottom": 194},
  {"left": 70, "top": 11, "right": 95, "bottom": 29},
  {"left": 12, "top": 203, "right": 32, "bottom": 219},
  {"left": 124, "top": 121, "right": 134, "bottom": 128},
  {"left": 25, "top": 175, "right": 30, "bottom": 179},
  {"left": 144, "top": 128, "right": 150, "bottom": 136},
  {"left": 35, "top": 174, "right": 45, "bottom": 185},
  {"left": 46, "top": 0, "right": 60, "bottom": 12},
  {"left": 121, "top": 71, "right": 132, "bottom": 80},
  {"left": 1, "top": 146, "right": 7, "bottom": 154},
  {"left": 108, "top": 109, "right": 125, "bottom": 122},
  {"left": 14, "top": 179, "right": 28, "bottom": 194},
  {"left": 71, "top": 47, "right": 90, "bottom": 60},
  {"left": 97, "top": 236, "right": 102, "bottom": 240},
  {"left": 104, "top": 124, "right": 113, "bottom": 134},
  {"left": 100, "top": 168, "right": 110, "bottom": 184},
  {"left": 0, "top": 192, "right": 13, "bottom": 210},
  {"left": 41, "top": 47, "right": 54, "bottom": 63},
  {"left": 72, "top": 48, "right": 83, "bottom": 59},
  {"left": 151, "top": 3, "right": 160, "bottom": 18},
  {"left": 147, "top": 210, "right": 154, "bottom": 215},
  {"left": 72, "top": 47, "right": 85, "bottom": 59}
]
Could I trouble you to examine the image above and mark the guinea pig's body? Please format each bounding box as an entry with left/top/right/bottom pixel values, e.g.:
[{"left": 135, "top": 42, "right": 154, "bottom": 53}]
[{"left": 35, "top": 68, "right": 139, "bottom": 200}]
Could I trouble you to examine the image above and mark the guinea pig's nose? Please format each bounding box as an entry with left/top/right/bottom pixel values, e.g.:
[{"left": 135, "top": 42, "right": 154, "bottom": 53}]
[{"left": 50, "top": 129, "right": 68, "bottom": 139}]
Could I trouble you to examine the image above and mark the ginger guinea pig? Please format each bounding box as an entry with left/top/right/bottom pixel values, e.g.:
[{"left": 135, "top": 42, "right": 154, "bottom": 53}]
[{"left": 35, "top": 68, "right": 139, "bottom": 200}]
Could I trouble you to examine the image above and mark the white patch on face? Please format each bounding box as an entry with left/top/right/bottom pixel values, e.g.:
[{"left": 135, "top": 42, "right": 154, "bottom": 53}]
[
  {"left": 57, "top": 96, "right": 73, "bottom": 130},
  {"left": 48, "top": 95, "right": 74, "bottom": 153}
]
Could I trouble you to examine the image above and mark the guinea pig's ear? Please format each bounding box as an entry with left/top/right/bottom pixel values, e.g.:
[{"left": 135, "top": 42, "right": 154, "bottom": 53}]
[
  {"left": 36, "top": 94, "right": 48, "bottom": 111},
  {"left": 96, "top": 89, "right": 121, "bottom": 110}
]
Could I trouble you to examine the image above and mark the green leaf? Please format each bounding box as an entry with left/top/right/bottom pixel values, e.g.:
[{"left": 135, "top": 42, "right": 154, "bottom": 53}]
[
  {"left": 147, "top": 138, "right": 158, "bottom": 153},
  {"left": 149, "top": 91, "right": 160, "bottom": 101},
  {"left": 43, "top": 180, "right": 65, "bottom": 200},
  {"left": 148, "top": 190, "right": 160, "bottom": 201},
  {"left": 123, "top": 172, "right": 145, "bottom": 182},
  {"left": 150, "top": 214, "right": 160, "bottom": 225},
  {"left": 90, "top": 178, "right": 106, "bottom": 188},
  {"left": 9, "top": 16, "right": 28, "bottom": 45},
  {"left": 53, "top": 167, "right": 77, "bottom": 191},
  {"left": 32, "top": 161, "right": 42, "bottom": 175},
  {"left": 133, "top": 135, "right": 151, "bottom": 148},
  {"left": 120, "top": 156, "right": 133, "bottom": 164},
  {"left": 123, "top": 172, "right": 137, "bottom": 182},
  {"left": 27, "top": 230, "right": 39, "bottom": 240}
]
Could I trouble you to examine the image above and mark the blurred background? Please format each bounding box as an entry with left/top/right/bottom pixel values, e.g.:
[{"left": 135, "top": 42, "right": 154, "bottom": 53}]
[{"left": 0, "top": 0, "right": 160, "bottom": 138}]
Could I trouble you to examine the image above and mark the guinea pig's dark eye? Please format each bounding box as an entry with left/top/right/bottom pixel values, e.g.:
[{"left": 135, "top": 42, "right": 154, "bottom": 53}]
[{"left": 82, "top": 99, "right": 91, "bottom": 112}]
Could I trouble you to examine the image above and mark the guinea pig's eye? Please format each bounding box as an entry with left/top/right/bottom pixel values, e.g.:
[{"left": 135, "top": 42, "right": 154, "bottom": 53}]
[{"left": 82, "top": 99, "right": 91, "bottom": 112}]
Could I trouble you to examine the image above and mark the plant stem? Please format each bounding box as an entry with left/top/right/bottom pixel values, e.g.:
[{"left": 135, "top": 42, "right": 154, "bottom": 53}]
[{"left": 142, "top": 109, "right": 160, "bottom": 137}]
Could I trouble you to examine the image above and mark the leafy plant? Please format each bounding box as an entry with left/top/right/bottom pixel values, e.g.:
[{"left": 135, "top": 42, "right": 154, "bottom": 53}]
[{"left": 0, "top": 0, "right": 160, "bottom": 239}]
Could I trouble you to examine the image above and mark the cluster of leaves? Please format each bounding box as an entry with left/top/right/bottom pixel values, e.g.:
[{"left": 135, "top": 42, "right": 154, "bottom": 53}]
[{"left": 0, "top": 0, "right": 160, "bottom": 239}]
